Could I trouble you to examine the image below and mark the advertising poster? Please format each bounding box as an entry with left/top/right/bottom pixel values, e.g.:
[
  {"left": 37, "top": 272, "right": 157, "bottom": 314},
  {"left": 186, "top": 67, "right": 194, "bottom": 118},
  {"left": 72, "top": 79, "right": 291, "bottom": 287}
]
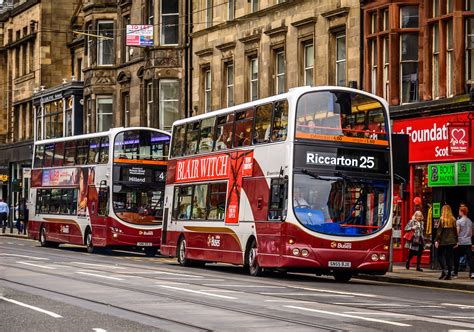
[{"left": 126, "top": 25, "right": 154, "bottom": 47}]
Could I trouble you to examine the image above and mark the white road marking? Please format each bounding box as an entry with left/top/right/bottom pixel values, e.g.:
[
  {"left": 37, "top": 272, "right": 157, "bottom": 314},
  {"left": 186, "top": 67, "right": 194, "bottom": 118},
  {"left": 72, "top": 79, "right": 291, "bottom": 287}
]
[
  {"left": 17, "top": 261, "right": 56, "bottom": 269},
  {"left": 290, "top": 286, "right": 376, "bottom": 298},
  {"left": 160, "top": 285, "right": 237, "bottom": 300},
  {"left": 197, "top": 289, "right": 240, "bottom": 293},
  {"left": 0, "top": 296, "right": 62, "bottom": 318},
  {"left": 442, "top": 303, "right": 474, "bottom": 309},
  {"left": 285, "top": 306, "right": 411, "bottom": 327},
  {"left": 434, "top": 316, "right": 474, "bottom": 319},
  {"left": 265, "top": 300, "right": 314, "bottom": 303},
  {"left": 70, "top": 262, "right": 125, "bottom": 269},
  {"left": 76, "top": 272, "right": 124, "bottom": 281},
  {"left": 92, "top": 329, "right": 107, "bottom": 332},
  {"left": 344, "top": 312, "right": 411, "bottom": 317},
  {"left": 260, "top": 293, "right": 353, "bottom": 297},
  {"left": 202, "top": 284, "right": 286, "bottom": 288},
  {"left": 333, "top": 302, "right": 410, "bottom": 307},
  {"left": 0, "top": 254, "right": 49, "bottom": 260}
]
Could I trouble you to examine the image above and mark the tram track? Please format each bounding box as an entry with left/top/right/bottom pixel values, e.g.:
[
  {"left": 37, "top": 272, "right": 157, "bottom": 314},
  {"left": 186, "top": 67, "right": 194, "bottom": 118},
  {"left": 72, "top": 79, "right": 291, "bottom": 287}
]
[{"left": 0, "top": 262, "right": 342, "bottom": 331}]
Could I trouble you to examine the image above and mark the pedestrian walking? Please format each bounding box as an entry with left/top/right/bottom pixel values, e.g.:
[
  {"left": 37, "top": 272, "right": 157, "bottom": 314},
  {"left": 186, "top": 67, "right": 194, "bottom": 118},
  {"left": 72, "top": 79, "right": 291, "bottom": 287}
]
[
  {"left": 453, "top": 205, "right": 473, "bottom": 279},
  {"left": 405, "top": 211, "right": 425, "bottom": 271},
  {"left": 14, "top": 202, "right": 22, "bottom": 234},
  {"left": 21, "top": 200, "right": 29, "bottom": 235},
  {"left": 435, "top": 204, "right": 458, "bottom": 280},
  {"left": 0, "top": 198, "right": 9, "bottom": 233}
]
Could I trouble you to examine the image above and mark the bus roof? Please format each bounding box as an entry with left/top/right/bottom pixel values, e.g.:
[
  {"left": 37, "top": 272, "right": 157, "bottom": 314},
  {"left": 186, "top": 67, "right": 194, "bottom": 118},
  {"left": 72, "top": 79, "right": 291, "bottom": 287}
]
[
  {"left": 172, "top": 86, "right": 388, "bottom": 127},
  {"left": 34, "top": 127, "right": 171, "bottom": 146}
]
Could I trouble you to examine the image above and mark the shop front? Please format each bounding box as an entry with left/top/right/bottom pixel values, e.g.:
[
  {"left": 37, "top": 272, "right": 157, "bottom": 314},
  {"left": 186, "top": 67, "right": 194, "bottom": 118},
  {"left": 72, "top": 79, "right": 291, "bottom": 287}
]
[{"left": 393, "top": 111, "right": 474, "bottom": 265}]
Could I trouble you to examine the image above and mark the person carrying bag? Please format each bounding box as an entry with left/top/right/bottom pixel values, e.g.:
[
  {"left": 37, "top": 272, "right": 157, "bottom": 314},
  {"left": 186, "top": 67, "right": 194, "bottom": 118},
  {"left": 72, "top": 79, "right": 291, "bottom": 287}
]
[
  {"left": 404, "top": 211, "right": 425, "bottom": 271},
  {"left": 435, "top": 204, "right": 458, "bottom": 280}
]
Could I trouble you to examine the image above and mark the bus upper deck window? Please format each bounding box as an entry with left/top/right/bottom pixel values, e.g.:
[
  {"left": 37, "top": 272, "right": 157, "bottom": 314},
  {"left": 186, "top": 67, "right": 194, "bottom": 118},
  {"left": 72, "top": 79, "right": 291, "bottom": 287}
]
[
  {"left": 34, "top": 145, "right": 44, "bottom": 168},
  {"left": 99, "top": 137, "right": 109, "bottom": 163},
  {"left": 171, "top": 125, "right": 186, "bottom": 157},
  {"left": 64, "top": 141, "right": 76, "bottom": 166},
  {"left": 215, "top": 114, "right": 234, "bottom": 151},
  {"left": 198, "top": 117, "right": 216, "bottom": 153},
  {"left": 53, "top": 142, "right": 65, "bottom": 167},
  {"left": 233, "top": 108, "right": 254, "bottom": 147},
  {"left": 43, "top": 143, "right": 55, "bottom": 167},
  {"left": 76, "top": 139, "right": 89, "bottom": 165},
  {"left": 254, "top": 103, "right": 272, "bottom": 144},
  {"left": 88, "top": 138, "right": 101, "bottom": 164},
  {"left": 271, "top": 100, "right": 288, "bottom": 142},
  {"left": 184, "top": 122, "right": 200, "bottom": 156}
]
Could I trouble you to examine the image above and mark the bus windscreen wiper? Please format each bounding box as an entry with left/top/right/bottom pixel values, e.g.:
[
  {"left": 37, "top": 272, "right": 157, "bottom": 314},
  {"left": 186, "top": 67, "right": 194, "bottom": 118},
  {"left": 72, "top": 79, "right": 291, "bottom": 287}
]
[{"left": 301, "top": 169, "right": 342, "bottom": 181}]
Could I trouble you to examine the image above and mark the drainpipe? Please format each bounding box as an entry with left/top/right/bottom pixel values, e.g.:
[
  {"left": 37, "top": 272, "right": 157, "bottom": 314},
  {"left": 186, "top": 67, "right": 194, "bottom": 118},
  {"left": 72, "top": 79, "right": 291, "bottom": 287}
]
[
  {"left": 359, "top": 1, "right": 364, "bottom": 90},
  {"left": 184, "top": 0, "right": 192, "bottom": 119}
]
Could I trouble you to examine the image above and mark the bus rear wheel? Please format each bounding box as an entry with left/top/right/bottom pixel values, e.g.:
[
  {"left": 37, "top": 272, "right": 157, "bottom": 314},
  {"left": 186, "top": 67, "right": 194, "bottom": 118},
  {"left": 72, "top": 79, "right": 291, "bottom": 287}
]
[
  {"left": 247, "top": 240, "right": 263, "bottom": 277},
  {"left": 333, "top": 271, "right": 352, "bottom": 282},
  {"left": 177, "top": 238, "right": 191, "bottom": 266},
  {"left": 39, "top": 226, "right": 59, "bottom": 248}
]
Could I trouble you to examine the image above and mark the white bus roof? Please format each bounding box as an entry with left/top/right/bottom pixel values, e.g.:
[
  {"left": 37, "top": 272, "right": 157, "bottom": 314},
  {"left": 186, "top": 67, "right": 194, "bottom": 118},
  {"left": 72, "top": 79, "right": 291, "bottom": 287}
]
[{"left": 34, "top": 127, "right": 171, "bottom": 146}]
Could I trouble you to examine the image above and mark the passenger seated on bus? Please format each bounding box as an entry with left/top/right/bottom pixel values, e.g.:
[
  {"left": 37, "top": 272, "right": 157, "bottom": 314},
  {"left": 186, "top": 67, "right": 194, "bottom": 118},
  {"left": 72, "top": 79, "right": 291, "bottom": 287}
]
[
  {"left": 178, "top": 203, "right": 191, "bottom": 219},
  {"left": 215, "top": 131, "right": 231, "bottom": 150}
]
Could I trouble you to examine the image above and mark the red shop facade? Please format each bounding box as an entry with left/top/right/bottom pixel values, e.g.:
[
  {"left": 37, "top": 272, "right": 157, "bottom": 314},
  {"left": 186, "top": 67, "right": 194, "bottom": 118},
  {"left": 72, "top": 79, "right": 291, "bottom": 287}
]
[{"left": 392, "top": 111, "right": 474, "bottom": 264}]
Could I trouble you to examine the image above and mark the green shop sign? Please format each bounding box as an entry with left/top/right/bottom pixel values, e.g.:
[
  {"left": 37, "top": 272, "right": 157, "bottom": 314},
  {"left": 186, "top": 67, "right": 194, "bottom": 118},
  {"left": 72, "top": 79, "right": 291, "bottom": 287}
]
[{"left": 428, "top": 162, "right": 472, "bottom": 187}]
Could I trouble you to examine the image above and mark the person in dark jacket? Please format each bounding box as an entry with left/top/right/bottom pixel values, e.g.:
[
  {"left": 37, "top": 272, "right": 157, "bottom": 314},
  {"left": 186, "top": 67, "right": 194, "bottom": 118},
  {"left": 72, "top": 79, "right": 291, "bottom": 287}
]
[
  {"left": 435, "top": 204, "right": 458, "bottom": 280},
  {"left": 405, "top": 211, "right": 425, "bottom": 271}
]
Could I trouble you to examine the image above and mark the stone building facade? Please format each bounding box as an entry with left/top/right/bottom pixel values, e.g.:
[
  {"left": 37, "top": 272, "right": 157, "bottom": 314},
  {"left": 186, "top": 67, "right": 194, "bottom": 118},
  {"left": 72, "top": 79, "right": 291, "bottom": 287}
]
[
  {"left": 190, "top": 0, "right": 362, "bottom": 115},
  {"left": 0, "top": 0, "right": 79, "bottom": 204},
  {"left": 70, "top": 0, "right": 188, "bottom": 133}
]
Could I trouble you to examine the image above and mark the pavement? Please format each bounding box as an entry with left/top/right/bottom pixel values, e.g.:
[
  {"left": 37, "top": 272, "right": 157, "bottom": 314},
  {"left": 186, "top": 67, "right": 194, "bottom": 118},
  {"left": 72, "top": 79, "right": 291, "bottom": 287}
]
[{"left": 2, "top": 232, "right": 473, "bottom": 291}]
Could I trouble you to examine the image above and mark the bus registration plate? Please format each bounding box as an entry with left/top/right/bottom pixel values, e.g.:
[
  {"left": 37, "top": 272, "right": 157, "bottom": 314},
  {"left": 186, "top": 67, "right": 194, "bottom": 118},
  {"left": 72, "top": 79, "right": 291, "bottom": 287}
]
[
  {"left": 328, "top": 261, "right": 351, "bottom": 268},
  {"left": 137, "top": 242, "right": 153, "bottom": 247}
]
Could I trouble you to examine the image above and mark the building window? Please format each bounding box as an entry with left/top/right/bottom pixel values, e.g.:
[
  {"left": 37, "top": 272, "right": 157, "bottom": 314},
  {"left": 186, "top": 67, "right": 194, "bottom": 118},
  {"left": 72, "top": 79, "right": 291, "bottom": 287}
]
[
  {"left": 122, "top": 15, "right": 131, "bottom": 63},
  {"left": 433, "top": 0, "right": 439, "bottom": 17},
  {"left": 251, "top": 0, "right": 258, "bottom": 13},
  {"left": 15, "top": 48, "right": 20, "bottom": 77},
  {"left": 370, "top": 12, "right": 377, "bottom": 34},
  {"left": 370, "top": 39, "right": 377, "bottom": 94},
  {"left": 97, "top": 21, "right": 114, "bottom": 66},
  {"left": 206, "top": 0, "right": 213, "bottom": 28},
  {"left": 275, "top": 50, "right": 285, "bottom": 94},
  {"left": 446, "top": 20, "right": 453, "bottom": 97},
  {"left": 228, "top": 0, "right": 235, "bottom": 20},
  {"left": 159, "top": 79, "right": 180, "bottom": 130},
  {"left": 249, "top": 56, "right": 258, "bottom": 101},
  {"left": 147, "top": 0, "right": 154, "bottom": 25},
  {"left": 122, "top": 92, "right": 130, "bottom": 127},
  {"left": 466, "top": 17, "right": 474, "bottom": 83},
  {"left": 204, "top": 68, "right": 212, "bottom": 112},
  {"left": 467, "top": 0, "right": 474, "bottom": 10},
  {"left": 446, "top": 0, "right": 453, "bottom": 13},
  {"left": 225, "top": 62, "right": 234, "bottom": 107},
  {"left": 400, "top": 6, "right": 419, "bottom": 28},
  {"left": 161, "top": 0, "right": 179, "bottom": 45},
  {"left": 383, "top": 36, "right": 389, "bottom": 100},
  {"left": 383, "top": 9, "right": 389, "bottom": 31},
  {"left": 96, "top": 97, "right": 113, "bottom": 132},
  {"left": 400, "top": 34, "right": 419, "bottom": 103},
  {"left": 432, "top": 23, "right": 440, "bottom": 99},
  {"left": 22, "top": 44, "right": 27, "bottom": 76},
  {"left": 336, "top": 32, "right": 346, "bottom": 86},
  {"left": 29, "top": 41, "right": 34, "bottom": 73},
  {"left": 77, "top": 58, "right": 83, "bottom": 81},
  {"left": 303, "top": 43, "right": 314, "bottom": 86},
  {"left": 146, "top": 81, "right": 153, "bottom": 127}
]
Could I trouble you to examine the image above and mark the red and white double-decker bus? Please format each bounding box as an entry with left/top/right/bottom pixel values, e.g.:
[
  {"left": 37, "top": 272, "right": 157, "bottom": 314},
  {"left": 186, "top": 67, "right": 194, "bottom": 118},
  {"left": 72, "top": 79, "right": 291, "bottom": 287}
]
[
  {"left": 161, "top": 87, "right": 392, "bottom": 281},
  {"left": 28, "top": 127, "right": 170, "bottom": 256}
]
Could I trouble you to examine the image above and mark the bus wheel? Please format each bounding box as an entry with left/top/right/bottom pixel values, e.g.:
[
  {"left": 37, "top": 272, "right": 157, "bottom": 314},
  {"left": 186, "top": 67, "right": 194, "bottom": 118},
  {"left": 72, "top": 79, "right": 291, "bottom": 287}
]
[
  {"left": 85, "top": 230, "right": 96, "bottom": 254},
  {"left": 177, "top": 238, "right": 191, "bottom": 266},
  {"left": 247, "top": 240, "right": 263, "bottom": 277},
  {"left": 144, "top": 247, "right": 158, "bottom": 257},
  {"left": 333, "top": 271, "right": 352, "bottom": 282},
  {"left": 39, "top": 226, "right": 59, "bottom": 248}
]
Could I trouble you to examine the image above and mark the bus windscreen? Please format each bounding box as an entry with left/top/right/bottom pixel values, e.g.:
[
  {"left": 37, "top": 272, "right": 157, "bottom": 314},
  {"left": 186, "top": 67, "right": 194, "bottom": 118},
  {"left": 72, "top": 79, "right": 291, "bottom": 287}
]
[{"left": 295, "top": 91, "right": 388, "bottom": 145}]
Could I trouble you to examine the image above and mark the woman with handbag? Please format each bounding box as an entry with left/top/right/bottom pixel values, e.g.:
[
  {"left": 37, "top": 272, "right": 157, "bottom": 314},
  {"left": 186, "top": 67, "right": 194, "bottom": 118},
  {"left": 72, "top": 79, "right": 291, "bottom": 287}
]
[
  {"left": 405, "top": 211, "right": 425, "bottom": 271},
  {"left": 435, "top": 204, "right": 458, "bottom": 280}
]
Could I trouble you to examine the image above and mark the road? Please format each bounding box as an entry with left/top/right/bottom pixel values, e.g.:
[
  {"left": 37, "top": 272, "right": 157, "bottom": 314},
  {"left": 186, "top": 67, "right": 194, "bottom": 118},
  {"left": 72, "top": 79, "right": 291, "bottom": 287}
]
[{"left": 1, "top": 237, "right": 473, "bottom": 331}]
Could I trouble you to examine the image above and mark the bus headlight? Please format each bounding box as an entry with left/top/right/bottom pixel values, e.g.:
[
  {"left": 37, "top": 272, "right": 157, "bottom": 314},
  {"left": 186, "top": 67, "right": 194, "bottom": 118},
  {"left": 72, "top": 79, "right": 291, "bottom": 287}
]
[
  {"left": 371, "top": 253, "right": 379, "bottom": 261},
  {"left": 301, "top": 249, "right": 309, "bottom": 257},
  {"left": 292, "top": 248, "right": 300, "bottom": 256},
  {"left": 379, "top": 253, "right": 387, "bottom": 261}
]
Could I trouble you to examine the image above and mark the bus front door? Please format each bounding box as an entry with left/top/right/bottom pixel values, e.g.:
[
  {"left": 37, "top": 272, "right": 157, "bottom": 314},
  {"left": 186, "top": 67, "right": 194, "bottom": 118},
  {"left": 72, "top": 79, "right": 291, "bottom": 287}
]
[{"left": 88, "top": 185, "right": 108, "bottom": 246}]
